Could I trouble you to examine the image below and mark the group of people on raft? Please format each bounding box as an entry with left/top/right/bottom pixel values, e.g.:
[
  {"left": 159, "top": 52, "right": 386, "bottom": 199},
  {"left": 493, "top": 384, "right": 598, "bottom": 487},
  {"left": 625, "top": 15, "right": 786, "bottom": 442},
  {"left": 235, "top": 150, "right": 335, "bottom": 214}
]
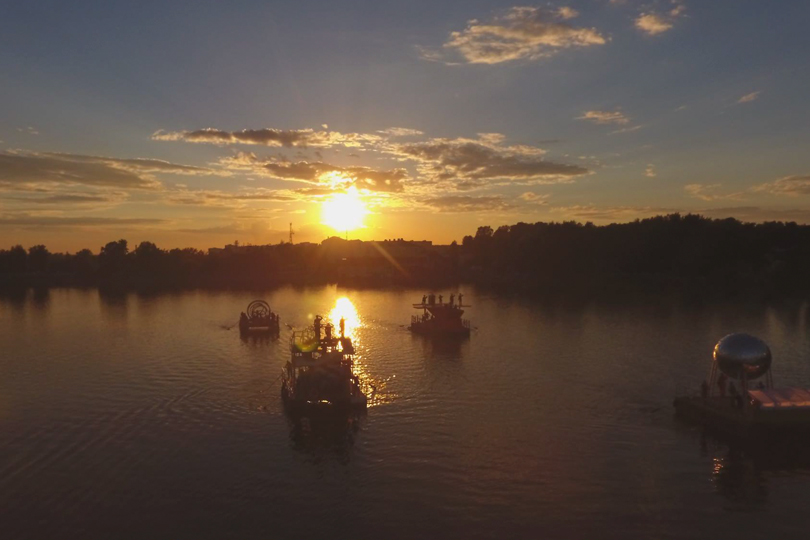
[
  {"left": 700, "top": 373, "right": 767, "bottom": 410},
  {"left": 313, "top": 314, "right": 346, "bottom": 342},
  {"left": 420, "top": 293, "right": 463, "bottom": 307}
]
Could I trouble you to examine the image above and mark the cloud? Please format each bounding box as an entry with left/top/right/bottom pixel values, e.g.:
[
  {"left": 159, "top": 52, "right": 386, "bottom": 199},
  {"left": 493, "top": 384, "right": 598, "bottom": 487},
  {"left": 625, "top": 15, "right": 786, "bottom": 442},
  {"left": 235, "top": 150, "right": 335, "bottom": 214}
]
[
  {"left": 556, "top": 7, "right": 579, "bottom": 20},
  {"left": 292, "top": 187, "right": 337, "bottom": 197},
  {"left": 426, "top": 6, "right": 606, "bottom": 64},
  {"left": 0, "top": 214, "right": 167, "bottom": 228},
  {"left": 0, "top": 152, "right": 154, "bottom": 190},
  {"left": 635, "top": 2, "right": 686, "bottom": 35},
  {"left": 755, "top": 175, "right": 810, "bottom": 196},
  {"left": 609, "top": 124, "right": 643, "bottom": 135},
  {"left": 152, "top": 127, "right": 381, "bottom": 148},
  {"left": 635, "top": 13, "right": 672, "bottom": 35},
  {"left": 167, "top": 188, "right": 294, "bottom": 207},
  {"left": 423, "top": 195, "right": 513, "bottom": 213},
  {"left": 387, "top": 134, "right": 588, "bottom": 191},
  {"left": 684, "top": 183, "right": 744, "bottom": 202},
  {"left": 519, "top": 192, "right": 550, "bottom": 204},
  {"left": 377, "top": 127, "right": 424, "bottom": 137},
  {"left": 578, "top": 110, "right": 630, "bottom": 125},
  {"left": 0, "top": 192, "right": 126, "bottom": 205},
  {"left": 176, "top": 220, "right": 299, "bottom": 237},
  {"left": 551, "top": 204, "right": 677, "bottom": 221},
  {"left": 701, "top": 206, "right": 810, "bottom": 224},
  {"left": 737, "top": 91, "right": 761, "bottom": 104},
  {"left": 0, "top": 151, "right": 219, "bottom": 193},
  {"left": 220, "top": 153, "right": 408, "bottom": 193},
  {"left": 645, "top": 164, "right": 656, "bottom": 177}
]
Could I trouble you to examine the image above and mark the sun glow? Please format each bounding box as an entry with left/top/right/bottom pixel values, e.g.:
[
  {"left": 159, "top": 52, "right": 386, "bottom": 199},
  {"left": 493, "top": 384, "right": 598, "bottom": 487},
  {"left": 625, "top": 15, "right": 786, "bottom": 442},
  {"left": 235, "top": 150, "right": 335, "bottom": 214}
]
[
  {"left": 328, "top": 297, "right": 361, "bottom": 340},
  {"left": 321, "top": 186, "right": 368, "bottom": 233}
]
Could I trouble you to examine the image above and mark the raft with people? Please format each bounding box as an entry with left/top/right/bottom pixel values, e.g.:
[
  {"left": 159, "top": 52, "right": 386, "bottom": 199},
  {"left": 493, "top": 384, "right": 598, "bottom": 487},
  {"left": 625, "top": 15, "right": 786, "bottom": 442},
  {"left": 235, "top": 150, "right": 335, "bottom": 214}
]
[
  {"left": 409, "top": 292, "right": 471, "bottom": 336},
  {"left": 238, "top": 300, "right": 280, "bottom": 335},
  {"left": 282, "top": 315, "right": 367, "bottom": 412},
  {"left": 674, "top": 333, "right": 810, "bottom": 439}
]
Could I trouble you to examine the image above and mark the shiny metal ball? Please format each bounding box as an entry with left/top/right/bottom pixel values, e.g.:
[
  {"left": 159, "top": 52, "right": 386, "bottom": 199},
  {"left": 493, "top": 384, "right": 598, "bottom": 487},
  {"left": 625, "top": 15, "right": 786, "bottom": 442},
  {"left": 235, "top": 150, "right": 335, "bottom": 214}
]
[{"left": 714, "top": 333, "right": 772, "bottom": 380}]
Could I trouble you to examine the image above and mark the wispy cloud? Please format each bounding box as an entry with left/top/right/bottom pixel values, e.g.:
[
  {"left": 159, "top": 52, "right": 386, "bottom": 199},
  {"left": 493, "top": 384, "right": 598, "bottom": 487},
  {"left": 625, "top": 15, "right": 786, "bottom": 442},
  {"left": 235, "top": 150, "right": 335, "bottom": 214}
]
[
  {"left": 737, "top": 91, "right": 761, "bottom": 104},
  {"left": 0, "top": 192, "right": 127, "bottom": 205},
  {"left": 0, "top": 151, "right": 214, "bottom": 191},
  {"left": 684, "top": 183, "right": 743, "bottom": 201},
  {"left": 423, "top": 195, "right": 513, "bottom": 213},
  {"left": 556, "top": 7, "right": 579, "bottom": 20},
  {"left": 167, "top": 188, "right": 295, "bottom": 207},
  {"left": 386, "top": 134, "right": 588, "bottom": 191},
  {"left": 423, "top": 6, "right": 606, "bottom": 65},
  {"left": 519, "top": 192, "right": 550, "bottom": 204},
  {"left": 635, "top": 1, "right": 686, "bottom": 35},
  {"left": 609, "top": 124, "right": 643, "bottom": 135},
  {"left": 376, "top": 127, "right": 424, "bottom": 137},
  {"left": 701, "top": 206, "right": 810, "bottom": 224},
  {"left": 578, "top": 110, "right": 630, "bottom": 125},
  {"left": 220, "top": 153, "right": 408, "bottom": 193},
  {"left": 754, "top": 175, "right": 810, "bottom": 196},
  {"left": 0, "top": 214, "right": 167, "bottom": 228},
  {"left": 152, "top": 127, "right": 382, "bottom": 149},
  {"left": 645, "top": 164, "right": 656, "bottom": 177},
  {"left": 551, "top": 204, "right": 678, "bottom": 222}
]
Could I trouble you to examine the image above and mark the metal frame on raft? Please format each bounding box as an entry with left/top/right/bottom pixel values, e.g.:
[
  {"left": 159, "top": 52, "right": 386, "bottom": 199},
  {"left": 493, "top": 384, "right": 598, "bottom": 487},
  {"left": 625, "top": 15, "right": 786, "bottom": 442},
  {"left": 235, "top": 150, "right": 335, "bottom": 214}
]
[{"left": 706, "top": 334, "right": 774, "bottom": 397}]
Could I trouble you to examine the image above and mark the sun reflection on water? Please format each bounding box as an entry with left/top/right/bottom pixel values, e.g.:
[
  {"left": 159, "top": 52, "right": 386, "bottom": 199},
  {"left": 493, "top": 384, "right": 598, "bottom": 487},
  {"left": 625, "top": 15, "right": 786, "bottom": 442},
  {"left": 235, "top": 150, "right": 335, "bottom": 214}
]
[
  {"left": 328, "top": 297, "right": 361, "bottom": 340},
  {"left": 326, "top": 296, "right": 394, "bottom": 407}
]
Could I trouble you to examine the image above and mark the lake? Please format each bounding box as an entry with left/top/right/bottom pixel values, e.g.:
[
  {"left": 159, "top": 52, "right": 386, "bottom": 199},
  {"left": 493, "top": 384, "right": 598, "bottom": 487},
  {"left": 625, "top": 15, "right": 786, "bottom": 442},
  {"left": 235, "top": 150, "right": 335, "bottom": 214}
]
[{"left": 2, "top": 287, "right": 810, "bottom": 539}]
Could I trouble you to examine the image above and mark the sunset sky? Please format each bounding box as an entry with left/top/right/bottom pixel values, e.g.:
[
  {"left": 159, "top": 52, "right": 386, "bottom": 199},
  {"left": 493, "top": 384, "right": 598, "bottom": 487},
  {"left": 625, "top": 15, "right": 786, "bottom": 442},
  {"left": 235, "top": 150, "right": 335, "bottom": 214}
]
[{"left": 2, "top": 0, "right": 809, "bottom": 251}]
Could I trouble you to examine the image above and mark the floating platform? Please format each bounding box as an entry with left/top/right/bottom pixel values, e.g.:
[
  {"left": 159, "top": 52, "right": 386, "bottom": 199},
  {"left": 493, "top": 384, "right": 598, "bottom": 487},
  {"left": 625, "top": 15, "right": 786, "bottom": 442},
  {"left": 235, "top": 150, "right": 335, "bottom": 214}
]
[
  {"left": 674, "top": 395, "right": 810, "bottom": 439},
  {"left": 674, "top": 333, "right": 810, "bottom": 440},
  {"left": 409, "top": 293, "right": 471, "bottom": 336},
  {"left": 282, "top": 316, "right": 367, "bottom": 413},
  {"left": 239, "top": 300, "right": 280, "bottom": 335}
]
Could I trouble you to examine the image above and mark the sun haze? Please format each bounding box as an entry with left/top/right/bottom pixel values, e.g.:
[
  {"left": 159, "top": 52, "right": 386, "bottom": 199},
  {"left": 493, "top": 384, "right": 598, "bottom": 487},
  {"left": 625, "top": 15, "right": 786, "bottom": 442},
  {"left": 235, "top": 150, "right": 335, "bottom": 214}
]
[{"left": 321, "top": 187, "right": 368, "bottom": 234}]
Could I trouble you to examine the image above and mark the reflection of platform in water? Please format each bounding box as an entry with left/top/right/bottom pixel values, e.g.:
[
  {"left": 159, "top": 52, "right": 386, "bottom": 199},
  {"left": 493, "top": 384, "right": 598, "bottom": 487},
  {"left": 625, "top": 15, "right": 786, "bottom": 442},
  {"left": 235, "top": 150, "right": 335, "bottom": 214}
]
[
  {"left": 698, "top": 431, "right": 810, "bottom": 510},
  {"left": 413, "top": 331, "right": 467, "bottom": 359},
  {"left": 239, "top": 331, "right": 276, "bottom": 345},
  {"left": 287, "top": 410, "right": 365, "bottom": 464}
]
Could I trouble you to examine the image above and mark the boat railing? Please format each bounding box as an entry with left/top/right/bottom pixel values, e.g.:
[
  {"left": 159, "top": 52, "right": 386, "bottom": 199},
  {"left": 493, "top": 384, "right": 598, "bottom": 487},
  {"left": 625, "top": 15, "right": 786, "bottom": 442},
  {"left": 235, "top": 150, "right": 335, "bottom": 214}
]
[
  {"left": 290, "top": 327, "right": 319, "bottom": 352},
  {"left": 411, "top": 314, "right": 433, "bottom": 325}
]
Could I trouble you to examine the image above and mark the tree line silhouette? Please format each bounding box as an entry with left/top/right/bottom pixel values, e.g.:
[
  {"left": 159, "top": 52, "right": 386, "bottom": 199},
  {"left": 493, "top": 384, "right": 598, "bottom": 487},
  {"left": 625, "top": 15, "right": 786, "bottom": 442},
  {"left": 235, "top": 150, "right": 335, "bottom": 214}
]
[{"left": 2, "top": 214, "right": 810, "bottom": 298}]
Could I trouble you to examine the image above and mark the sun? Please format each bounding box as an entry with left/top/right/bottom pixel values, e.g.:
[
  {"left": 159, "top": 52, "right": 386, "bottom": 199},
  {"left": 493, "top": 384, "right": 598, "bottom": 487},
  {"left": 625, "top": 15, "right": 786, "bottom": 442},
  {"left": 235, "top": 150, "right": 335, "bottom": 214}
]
[{"left": 321, "top": 186, "right": 368, "bottom": 233}]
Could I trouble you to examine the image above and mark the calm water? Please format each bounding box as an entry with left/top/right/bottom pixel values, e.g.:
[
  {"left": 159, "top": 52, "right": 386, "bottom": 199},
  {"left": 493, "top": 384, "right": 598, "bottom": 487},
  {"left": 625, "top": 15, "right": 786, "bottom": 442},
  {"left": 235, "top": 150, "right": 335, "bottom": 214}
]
[{"left": 2, "top": 287, "right": 810, "bottom": 539}]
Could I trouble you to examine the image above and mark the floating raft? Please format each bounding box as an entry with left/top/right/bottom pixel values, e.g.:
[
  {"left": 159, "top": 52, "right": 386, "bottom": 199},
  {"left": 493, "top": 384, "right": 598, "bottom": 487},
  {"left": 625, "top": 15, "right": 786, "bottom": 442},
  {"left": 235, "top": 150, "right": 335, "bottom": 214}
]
[
  {"left": 674, "top": 333, "right": 810, "bottom": 439},
  {"left": 409, "top": 293, "right": 471, "bottom": 336},
  {"left": 674, "top": 393, "right": 810, "bottom": 439},
  {"left": 239, "top": 300, "right": 280, "bottom": 335},
  {"left": 282, "top": 315, "right": 367, "bottom": 413}
]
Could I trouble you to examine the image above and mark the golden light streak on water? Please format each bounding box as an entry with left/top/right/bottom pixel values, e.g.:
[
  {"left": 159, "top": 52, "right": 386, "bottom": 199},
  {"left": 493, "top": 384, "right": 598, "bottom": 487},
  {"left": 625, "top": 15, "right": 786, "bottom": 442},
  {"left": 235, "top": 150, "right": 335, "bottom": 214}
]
[
  {"left": 328, "top": 297, "right": 361, "bottom": 341},
  {"left": 326, "top": 296, "right": 393, "bottom": 407}
]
